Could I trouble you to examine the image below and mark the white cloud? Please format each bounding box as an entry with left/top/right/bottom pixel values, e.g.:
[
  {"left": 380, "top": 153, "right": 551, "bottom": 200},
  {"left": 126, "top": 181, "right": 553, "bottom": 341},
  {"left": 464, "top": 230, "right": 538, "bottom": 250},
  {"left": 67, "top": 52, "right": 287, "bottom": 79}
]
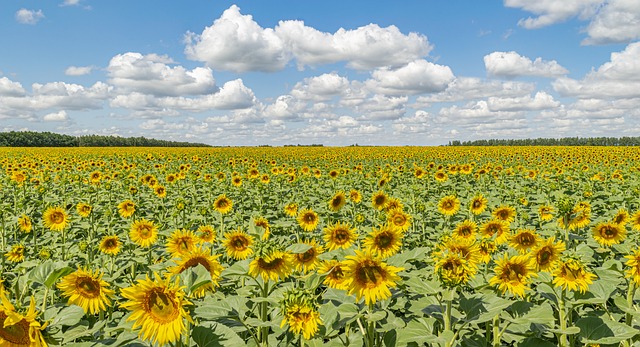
[
  {"left": 366, "top": 59, "right": 454, "bottom": 95},
  {"left": 583, "top": 0, "right": 640, "bottom": 44},
  {"left": 392, "top": 110, "right": 433, "bottom": 133},
  {"left": 484, "top": 51, "right": 568, "bottom": 78},
  {"left": 264, "top": 95, "right": 307, "bottom": 120},
  {"left": 107, "top": 52, "right": 216, "bottom": 96},
  {"left": 65, "top": 66, "right": 93, "bottom": 76},
  {"left": 291, "top": 73, "right": 350, "bottom": 101},
  {"left": 185, "top": 5, "right": 431, "bottom": 72},
  {"left": 0, "top": 77, "right": 26, "bottom": 97},
  {"left": 60, "top": 0, "right": 80, "bottom": 6},
  {"left": 356, "top": 94, "right": 408, "bottom": 120},
  {"left": 417, "top": 77, "right": 535, "bottom": 103},
  {"left": 43, "top": 110, "right": 68, "bottom": 122},
  {"left": 487, "top": 92, "right": 560, "bottom": 111},
  {"left": 15, "top": 8, "right": 45, "bottom": 25},
  {"left": 438, "top": 101, "right": 525, "bottom": 130},
  {"left": 504, "top": 0, "right": 602, "bottom": 29},
  {"left": 1, "top": 81, "right": 111, "bottom": 113},
  {"left": 553, "top": 42, "right": 640, "bottom": 99}
]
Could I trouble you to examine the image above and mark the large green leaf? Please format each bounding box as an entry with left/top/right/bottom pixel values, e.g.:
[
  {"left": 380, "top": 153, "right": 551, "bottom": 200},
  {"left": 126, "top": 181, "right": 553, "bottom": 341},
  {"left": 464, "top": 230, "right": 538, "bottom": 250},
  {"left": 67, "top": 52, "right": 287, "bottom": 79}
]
[
  {"left": 192, "top": 323, "right": 246, "bottom": 347},
  {"left": 576, "top": 316, "right": 639, "bottom": 344}
]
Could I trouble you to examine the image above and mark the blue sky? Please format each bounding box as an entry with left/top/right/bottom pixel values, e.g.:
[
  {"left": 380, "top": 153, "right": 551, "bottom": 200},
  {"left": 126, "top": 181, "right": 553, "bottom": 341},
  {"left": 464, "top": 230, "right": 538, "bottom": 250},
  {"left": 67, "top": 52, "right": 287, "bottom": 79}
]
[{"left": 1, "top": 0, "right": 639, "bottom": 145}]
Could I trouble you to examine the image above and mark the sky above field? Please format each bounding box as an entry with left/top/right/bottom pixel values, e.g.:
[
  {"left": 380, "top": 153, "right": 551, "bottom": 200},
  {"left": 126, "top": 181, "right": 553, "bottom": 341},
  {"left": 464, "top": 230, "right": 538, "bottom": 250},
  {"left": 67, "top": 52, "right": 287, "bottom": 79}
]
[{"left": 1, "top": 1, "right": 639, "bottom": 146}]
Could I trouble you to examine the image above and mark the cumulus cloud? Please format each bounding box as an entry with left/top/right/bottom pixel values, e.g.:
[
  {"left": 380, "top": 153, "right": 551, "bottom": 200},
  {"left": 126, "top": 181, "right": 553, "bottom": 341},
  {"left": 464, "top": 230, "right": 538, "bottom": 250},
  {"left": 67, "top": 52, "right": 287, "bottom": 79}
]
[
  {"left": 291, "top": 73, "right": 350, "bottom": 101},
  {"left": 417, "top": 77, "right": 535, "bottom": 103},
  {"left": 185, "top": 5, "right": 431, "bottom": 72},
  {"left": 356, "top": 94, "right": 408, "bottom": 120},
  {"left": 0, "top": 77, "right": 26, "bottom": 97},
  {"left": 504, "top": 0, "right": 602, "bottom": 29},
  {"left": 107, "top": 52, "right": 216, "bottom": 96},
  {"left": 553, "top": 42, "right": 640, "bottom": 99},
  {"left": 487, "top": 92, "right": 560, "bottom": 111},
  {"left": 65, "top": 66, "right": 93, "bottom": 76},
  {"left": 366, "top": 59, "right": 454, "bottom": 95},
  {"left": 43, "top": 110, "right": 68, "bottom": 122},
  {"left": 15, "top": 8, "right": 45, "bottom": 25},
  {"left": 392, "top": 110, "right": 433, "bottom": 134},
  {"left": 484, "top": 51, "right": 568, "bottom": 78},
  {"left": 60, "top": 0, "right": 81, "bottom": 6},
  {"left": 1, "top": 81, "right": 111, "bottom": 112}
]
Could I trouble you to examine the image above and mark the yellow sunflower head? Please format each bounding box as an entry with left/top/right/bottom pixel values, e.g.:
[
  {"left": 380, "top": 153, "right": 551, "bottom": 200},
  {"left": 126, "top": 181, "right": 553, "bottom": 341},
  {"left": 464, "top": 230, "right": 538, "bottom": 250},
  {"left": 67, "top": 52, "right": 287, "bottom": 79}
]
[
  {"left": 248, "top": 244, "right": 293, "bottom": 282},
  {"left": 349, "top": 190, "right": 362, "bottom": 204},
  {"left": 538, "top": 205, "right": 554, "bottom": 222},
  {"left": 437, "top": 195, "right": 460, "bottom": 217},
  {"left": 434, "top": 171, "right": 448, "bottom": 183},
  {"left": 120, "top": 273, "right": 192, "bottom": 346},
  {"left": 343, "top": 250, "right": 403, "bottom": 305},
  {"left": 57, "top": 267, "right": 114, "bottom": 314},
  {"left": 489, "top": 254, "right": 537, "bottom": 298},
  {"left": 612, "top": 209, "right": 630, "bottom": 225},
  {"left": 284, "top": 202, "right": 298, "bottom": 217},
  {"left": 552, "top": 258, "right": 597, "bottom": 293},
  {"left": 531, "top": 237, "right": 565, "bottom": 272},
  {"left": 631, "top": 210, "right": 640, "bottom": 231},
  {"left": 480, "top": 219, "right": 510, "bottom": 244},
  {"left": 196, "top": 225, "right": 216, "bottom": 243},
  {"left": 509, "top": 229, "right": 540, "bottom": 254},
  {"left": 166, "top": 229, "right": 198, "bottom": 258},
  {"left": 387, "top": 209, "right": 412, "bottom": 232},
  {"left": 170, "top": 246, "right": 224, "bottom": 297},
  {"left": 297, "top": 209, "right": 319, "bottom": 232},
  {"left": 4, "top": 244, "right": 25, "bottom": 263},
  {"left": 254, "top": 217, "right": 271, "bottom": 240},
  {"left": 371, "top": 191, "right": 388, "bottom": 210},
  {"left": 223, "top": 229, "right": 254, "bottom": 260},
  {"left": 592, "top": 222, "right": 626, "bottom": 247},
  {"left": 99, "top": 235, "right": 121, "bottom": 256},
  {"left": 231, "top": 176, "right": 242, "bottom": 187},
  {"left": 318, "top": 260, "right": 349, "bottom": 290},
  {"left": 43, "top": 206, "right": 69, "bottom": 232},
  {"left": 280, "top": 288, "right": 322, "bottom": 340},
  {"left": 118, "top": 199, "right": 136, "bottom": 218},
  {"left": 17, "top": 215, "right": 32, "bottom": 233},
  {"left": 0, "top": 296, "right": 47, "bottom": 347},
  {"left": 292, "top": 240, "right": 324, "bottom": 273},
  {"left": 478, "top": 239, "right": 497, "bottom": 264},
  {"left": 213, "top": 194, "right": 233, "bottom": 214},
  {"left": 492, "top": 205, "right": 516, "bottom": 223},
  {"left": 433, "top": 250, "right": 477, "bottom": 287},
  {"left": 76, "top": 202, "right": 92, "bottom": 218},
  {"left": 363, "top": 224, "right": 404, "bottom": 259},
  {"left": 469, "top": 195, "right": 488, "bottom": 215},
  {"left": 452, "top": 220, "right": 477, "bottom": 240},
  {"left": 322, "top": 222, "right": 358, "bottom": 251},
  {"left": 624, "top": 248, "right": 640, "bottom": 285},
  {"left": 129, "top": 218, "right": 158, "bottom": 248},
  {"left": 328, "top": 191, "right": 347, "bottom": 212}
]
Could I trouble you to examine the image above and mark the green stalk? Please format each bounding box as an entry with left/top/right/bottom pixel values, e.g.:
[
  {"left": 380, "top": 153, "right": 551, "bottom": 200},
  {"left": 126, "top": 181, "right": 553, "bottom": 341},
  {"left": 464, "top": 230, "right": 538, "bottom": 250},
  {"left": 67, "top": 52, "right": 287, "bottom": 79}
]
[
  {"left": 443, "top": 297, "right": 452, "bottom": 332},
  {"left": 624, "top": 281, "right": 636, "bottom": 347},
  {"left": 260, "top": 280, "right": 270, "bottom": 347},
  {"left": 557, "top": 289, "right": 568, "bottom": 347},
  {"left": 492, "top": 314, "right": 500, "bottom": 347},
  {"left": 61, "top": 228, "right": 66, "bottom": 261},
  {"left": 367, "top": 302, "right": 376, "bottom": 347}
]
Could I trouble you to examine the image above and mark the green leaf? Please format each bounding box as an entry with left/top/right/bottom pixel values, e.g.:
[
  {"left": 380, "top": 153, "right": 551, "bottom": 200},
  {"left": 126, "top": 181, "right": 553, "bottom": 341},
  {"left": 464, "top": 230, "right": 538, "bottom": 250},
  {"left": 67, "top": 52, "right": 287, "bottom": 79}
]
[
  {"left": 286, "top": 243, "right": 313, "bottom": 254},
  {"left": 576, "top": 316, "right": 639, "bottom": 344},
  {"left": 192, "top": 323, "right": 246, "bottom": 347},
  {"left": 51, "top": 305, "right": 85, "bottom": 327},
  {"left": 403, "top": 276, "right": 442, "bottom": 296},
  {"left": 44, "top": 266, "right": 74, "bottom": 288},
  {"left": 547, "top": 326, "right": 580, "bottom": 335},
  {"left": 517, "top": 337, "right": 557, "bottom": 347},
  {"left": 507, "top": 301, "right": 555, "bottom": 326},
  {"left": 395, "top": 317, "right": 441, "bottom": 346},
  {"left": 458, "top": 293, "right": 512, "bottom": 324},
  {"left": 28, "top": 261, "right": 55, "bottom": 285}
]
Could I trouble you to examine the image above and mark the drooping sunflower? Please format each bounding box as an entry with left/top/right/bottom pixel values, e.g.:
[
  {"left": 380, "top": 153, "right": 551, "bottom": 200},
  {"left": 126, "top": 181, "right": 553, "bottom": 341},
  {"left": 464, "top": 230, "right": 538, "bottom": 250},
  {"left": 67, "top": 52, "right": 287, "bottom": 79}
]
[
  {"left": 280, "top": 289, "right": 322, "bottom": 340},
  {"left": 196, "top": 225, "right": 216, "bottom": 243},
  {"left": 322, "top": 222, "right": 358, "bottom": 250},
  {"left": 17, "top": 215, "right": 32, "bottom": 233},
  {"left": 349, "top": 190, "right": 362, "bottom": 204},
  {"left": 118, "top": 199, "right": 136, "bottom": 218},
  {"left": 343, "top": 250, "right": 403, "bottom": 305},
  {"left": 76, "top": 202, "right": 92, "bottom": 218},
  {"left": 612, "top": 209, "right": 630, "bottom": 226},
  {"left": 166, "top": 229, "right": 198, "bottom": 258},
  {"left": 120, "top": 273, "right": 192, "bottom": 346},
  {"left": 437, "top": 195, "right": 460, "bottom": 217},
  {"left": 284, "top": 202, "right": 299, "bottom": 217},
  {"left": 363, "top": 224, "right": 403, "bottom": 259},
  {"left": 492, "top": 205, "right": 516, "bottom": 223},
  {"left": 318, "top": 260, "right": 349, "bottom": 290},
  {"left": 469, "top": 195, "right": 488, "bottom": 215},
  {"left": 387, "top": 209, "right": 412, "bottom": 232},
  {"left": 434, "top": 250, "right": 477, "bottom": 287},
  {"left": 530, "top": 237, "right": 565, "bottom": 272},
  {"left": 436, "top": 236, "right": 482, "bottom": 266},
  {"left": 99, "top": 235, "right": 121, "bottom": 256},
  {"left": 552, "top": 258, "right": 597, "bottom": 293},
  {"left": 480, "top": 219, "right": 511, "bottom": 244},
  {"left": 624, "top": 248, "right": 640, "bottom": 285},
  {"left": 0, "top": 295, "right": 47, "bottom": 347},
  {"left": 452, "top": 220, "right": 477, "bottom": 240},
  {"left": 254, "top": 217, "right": 271, "bottom": 240},
  {"left": 249, "top": 249, "right": 293, "bottom": 282},
  {"left": 328, "top": 191, "right": 347, "bottom": 212},
  {"left": 371, "top": 191, "right": 388, "bottom": 210},
  {"left": 223, "top": 229, "right": 254, "bottom": 260},
  {"left": 509, "top": 229, "right": 540, "bottom": 254},
  {"left": 57, "top": 267, "right": 114, "bottom": 314},
  {"left": 43, "top": 206, "right": 69, "bottom": 231},
  {"left": 129, "top": 219, "right": 158, "bottom": 248},
  {"left": 592, "top": 221, "right": 626, "bottom": 247},
  {"left": 538, "top": 205, "right": 554, "bottom": 222},
  {"left": 5, "top": 244, "right": 25, "bottom": 263},
  {"left": 170, "top": 246, "right": 224, "bottom": 297},
  {"left": 213, "top": 194, "right": 233, "bottom": 214},
  {"left": 297, "top": 209, "right": 319, "bottom": 232},
  {"left": 489, "top": 254, "right": 537, "bottom": 298},
  {"left": 292, "top": 240, "right": 324, "bottom": 273}
]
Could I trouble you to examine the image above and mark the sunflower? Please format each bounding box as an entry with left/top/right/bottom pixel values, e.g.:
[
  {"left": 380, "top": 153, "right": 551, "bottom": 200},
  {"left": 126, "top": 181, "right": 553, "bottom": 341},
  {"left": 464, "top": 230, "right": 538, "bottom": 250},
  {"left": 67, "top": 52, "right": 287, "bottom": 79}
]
[
  {"left": 323, "top": 222, "right": 358, "bottom": 250},
  {"left": 166, "top": 229, "right": 198, "bottom": 258},
  {"left": 254, "top": 217, "right": 271, "bottom": 240},
  {"left": 213, "top": 194, "right": 233, "bottom": 214},
  {"left": 76, "top": 202, "right": 92, "bottom": 218},
  {"left": 436, "top": 236, "right": 482, "bottom": 266},
  {"left": 118, "top": 200, "right": 136, "bottom": 218},
  {"left": 384, "top": 198, "right": 404, "bottom": 212},
  {"left": 509, "top": 229, "right": 540, "bottom": 254},
  {"left": 223, "top": 229, "right": 254, "bottom": 260},
  {"left": 297, "top": 209, "right": 319, "bottom": 232},
  {"left": 530, "top": 237, "right": 565, "bottom": 272},
  {"left": 624, "top": 248, "right": 640, "bottom": 285},
  {"left": 129, "top": 219, "right": 158, "bottom": 248},
  {"left": 612, "top": 209, "right": 629, "bottom": 226},
  {"left": 57, "top": 267, "right": 114, "bottom": 314},
  {"left": 480, "top": 219, "right": 510, "bottom": 244},
  {"left": 328, "top": 191, "right": 347, "bottom": 212},
  {"left": 363, "top": 224, "right": 403, "bottom": 259},
  {"left": 452, "top": 220, "right": 477, "bottom": 240},
  {"left": 99, "top": 235, "right": 121, "bottom": 256},
  {"left": 318, "top": 260, "right": 349, "bottom": 290},
  {"left": 552, "top": 258, "right": 597, "bottom": 293},
  {"left": 437, "top": 195, "right": 460, "bottom": 217},
  {"left": 0, "top": 295, "right": 47, "bottom": 347},
  {"left": 538, "top": 205, "right": 554, "bottom": 222},
  {"left": 434, "top": 251, "right": 477, "bottom": 287},
  {"left": 280, "top": 289, "right": 322, "bottom": 340},
  {"left": 631, "top": 210, "right": 640, "bottom": 231},
  {"left": 349, "top": 190, "right": 362, "bottom": 204},
  {"left": 120, "top": 273, "right": 192, "bottom": 346},
  {"left": 43, "top": 206, "right": 69, "bottom": 231},
  {"left": 249, "top": 249, "right": 293, "bottom": 282},
  {"left": 489, "top": 254, "right": 537, "bottom": 298},
  {"left": 89, "top": 171, "right": 101, "bottom": 184},
  {"left": 196, "top": 225, "right": 216, "bottom": 243},
  {"left": 492, "top": 205, "right": 516, "bottom": 223},
  {"left": 478, "top": 239, "right": 497, "bottom": 264},
  {"left": 17, "top": 215, "right": 32, "bottom": 233},
  {"left": 592, "top": 222, "right": 626, "bottom": 247},
  {"left": 371, "top": 191, "right": 388, "bottom": 210},
  {"left": 5, "top": 244, "right": 25, "bottom": 263},
  {"left": 434, "top": 171, "right": 448, "bottom": 182},
  {"left": 170, "top": 246, "right": 224, "bottom": 297},
  {"left": 343, "top": 250, "right": 402, "bottom": 305},
  {"left": 292, "top": 240, "right": 324, "bottom": 273},
  {"left": 387, "top": 209, "right": 412, "bottom": 232},
  {"left": 469, "top": 195, "right": 488, "bottom": 215},
  {"left": 284, "top": 202, "right": 298, "bottom": 217},
  {"left": 231, "top": 176, "right": 242, "bottom": 187}
]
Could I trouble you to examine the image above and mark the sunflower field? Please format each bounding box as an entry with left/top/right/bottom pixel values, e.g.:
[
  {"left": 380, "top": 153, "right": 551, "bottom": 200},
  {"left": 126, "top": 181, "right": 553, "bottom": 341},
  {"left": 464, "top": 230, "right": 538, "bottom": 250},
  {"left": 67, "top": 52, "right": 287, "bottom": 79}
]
[{"left": 1, "top": 146, "right": 640, "bottom": 347}]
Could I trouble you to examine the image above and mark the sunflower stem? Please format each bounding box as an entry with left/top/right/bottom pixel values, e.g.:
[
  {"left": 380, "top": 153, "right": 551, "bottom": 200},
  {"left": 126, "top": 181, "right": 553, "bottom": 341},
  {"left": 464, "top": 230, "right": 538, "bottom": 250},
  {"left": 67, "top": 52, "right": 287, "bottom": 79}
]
[
  {"left": 61, "top": 228, "right": 66, "bottom": 261},
  {"left": 41, "top": 286, "right": 49, "bottom": 313},
  {"left": 624, "top": 281, "right": 636, "bottom": 347},
  {"left": 557, "top": 288, "right": 568, "bottom": 347},
  {"left": 443, "top": 296, "right": 452, "bottom": 333},
  {"left": 260, "top": 279, "right": 270, "bottom": 347},
  {"left": 366, "top": 302, "right": 376, "bottom": 347}
]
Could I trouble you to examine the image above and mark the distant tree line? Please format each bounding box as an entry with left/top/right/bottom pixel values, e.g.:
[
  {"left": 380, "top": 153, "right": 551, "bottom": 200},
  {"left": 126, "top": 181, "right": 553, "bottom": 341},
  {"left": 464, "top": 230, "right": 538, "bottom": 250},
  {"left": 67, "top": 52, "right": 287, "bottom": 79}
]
[
  {"left": 0, "top": 131, "right": 211, "bottom": 147},
  {"left": 448, "top": 136, "right": 640, "bottom": 147}
]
